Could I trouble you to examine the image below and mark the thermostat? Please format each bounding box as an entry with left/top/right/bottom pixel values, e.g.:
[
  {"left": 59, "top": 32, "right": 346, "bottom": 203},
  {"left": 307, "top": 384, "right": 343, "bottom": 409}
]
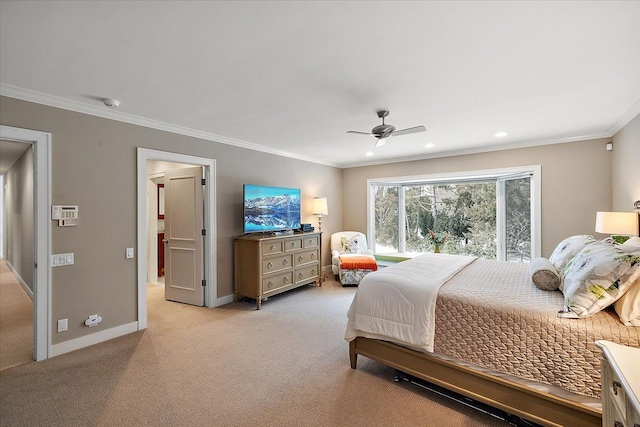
[{"left": 52, "top": 205, "right": 79, "bottom": 226}]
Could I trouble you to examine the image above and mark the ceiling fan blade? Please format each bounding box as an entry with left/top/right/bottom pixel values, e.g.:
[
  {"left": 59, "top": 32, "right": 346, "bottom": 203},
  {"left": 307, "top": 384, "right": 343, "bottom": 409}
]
[
  {"left": 347, "top": 130, "right": 374, "bottom": 136},
  {"left": 375, "top": 137, "right": 388, "bottom": 147},
  {"left": 391, "top": 125, "right": 426, "bottom": 137}
]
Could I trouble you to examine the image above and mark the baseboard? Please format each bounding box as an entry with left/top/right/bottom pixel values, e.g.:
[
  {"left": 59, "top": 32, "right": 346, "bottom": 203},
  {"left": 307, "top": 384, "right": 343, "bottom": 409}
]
[
  {"left": 51, "top": 321, "right": 139, "bottom": 357},
  {"left": 6, "top": 260, "right": 34, "bottom": 301},
  {"left": 215, "top": 294, "right": 234, "bottom": 306}
]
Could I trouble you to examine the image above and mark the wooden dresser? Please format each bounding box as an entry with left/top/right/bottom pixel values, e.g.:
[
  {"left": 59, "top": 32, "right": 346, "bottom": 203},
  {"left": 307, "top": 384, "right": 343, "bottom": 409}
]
[
  {"left": 596, "top": 340, "right": 640, "bottom": 427},
  {"left": 234, "top": 232, "right": 320, "bottom": 309}
]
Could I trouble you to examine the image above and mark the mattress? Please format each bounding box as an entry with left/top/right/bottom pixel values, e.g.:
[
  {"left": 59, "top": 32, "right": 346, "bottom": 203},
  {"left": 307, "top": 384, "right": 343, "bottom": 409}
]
[{"left": 433, "top": 258, "right": 640, "bottom": 398}]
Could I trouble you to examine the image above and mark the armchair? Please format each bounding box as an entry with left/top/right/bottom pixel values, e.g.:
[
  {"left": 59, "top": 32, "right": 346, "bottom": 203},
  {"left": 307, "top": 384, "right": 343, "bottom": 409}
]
[{"left": 330, "top": 231, "right": 378, "bottom": 286}]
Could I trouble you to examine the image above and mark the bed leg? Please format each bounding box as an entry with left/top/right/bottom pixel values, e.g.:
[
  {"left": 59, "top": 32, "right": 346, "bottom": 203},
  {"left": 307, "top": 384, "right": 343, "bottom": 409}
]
[{"left": 349, "top": 340, "right": 358, "bottom": 369}]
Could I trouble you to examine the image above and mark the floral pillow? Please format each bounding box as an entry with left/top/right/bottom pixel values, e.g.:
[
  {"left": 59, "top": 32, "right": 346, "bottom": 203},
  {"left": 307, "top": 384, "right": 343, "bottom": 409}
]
[
  {"left": 558, "top": 241, "right": 640, "bottom": 318},
  {"left": 549, "top": 235, "right": 596, "bottom": 272},
  {"left": 340, "top": 236, "right": 360, "bottom": 254}
]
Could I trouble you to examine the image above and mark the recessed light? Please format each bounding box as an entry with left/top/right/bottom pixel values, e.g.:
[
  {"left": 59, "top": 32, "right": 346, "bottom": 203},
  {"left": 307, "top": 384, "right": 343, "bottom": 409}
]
[
  {"left": 365, "top": 152, "right": 374, "bottom": 156},
  {"left": 424, "top": 143, "right": 435, "bottom": 148},
  {"left": 494, "top": 132, "right": 508, "bottom": 138}
]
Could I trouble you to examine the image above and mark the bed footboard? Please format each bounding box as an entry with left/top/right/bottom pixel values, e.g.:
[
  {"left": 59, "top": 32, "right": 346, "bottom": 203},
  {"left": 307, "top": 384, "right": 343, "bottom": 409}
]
[{"left": 349, "top": 337, "right": 600, "bottom": 427}]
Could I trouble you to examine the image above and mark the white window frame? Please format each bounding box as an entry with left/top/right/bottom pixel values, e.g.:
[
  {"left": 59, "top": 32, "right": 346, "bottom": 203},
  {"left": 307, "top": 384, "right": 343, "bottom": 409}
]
[{"left": 367, "top": 165, "right": 541, "bottom": 260}]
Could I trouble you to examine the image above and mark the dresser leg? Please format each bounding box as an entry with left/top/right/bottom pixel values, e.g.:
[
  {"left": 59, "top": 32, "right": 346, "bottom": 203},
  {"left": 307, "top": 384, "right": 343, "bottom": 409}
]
[{"left": 256, "top": 296, "right": 262, "bottom": 310}]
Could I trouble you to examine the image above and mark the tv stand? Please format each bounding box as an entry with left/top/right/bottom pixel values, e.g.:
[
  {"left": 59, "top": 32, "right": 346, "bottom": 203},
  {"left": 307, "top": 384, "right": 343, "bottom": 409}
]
[{"left": 234, "top": 232, "right": 321, "bottom": 309}]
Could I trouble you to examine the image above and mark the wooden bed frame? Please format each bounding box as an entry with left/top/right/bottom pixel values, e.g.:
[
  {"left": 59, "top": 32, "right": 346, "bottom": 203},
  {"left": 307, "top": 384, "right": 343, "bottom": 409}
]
[{"left": 349, "top": 337, "right": 601, "bottom": 427}]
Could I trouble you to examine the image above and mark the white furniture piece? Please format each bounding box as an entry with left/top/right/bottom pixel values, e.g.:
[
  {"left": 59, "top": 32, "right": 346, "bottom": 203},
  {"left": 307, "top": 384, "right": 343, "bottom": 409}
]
[
  {"left": 596, "top": 340, "right": 640, "bottom": 427},
  {"left": 330, "top": 231, "right": 377, "bottom": 286},
  {"left": 234, "top": 232, "right": 320, "bottom": 309}
]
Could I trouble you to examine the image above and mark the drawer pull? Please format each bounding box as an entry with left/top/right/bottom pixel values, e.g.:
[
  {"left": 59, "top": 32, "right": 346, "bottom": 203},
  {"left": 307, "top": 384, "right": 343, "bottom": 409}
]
[
  {"left": 299, "top": 272, "right": 304, "bottom": 278},
  {"left": 291, "top": 242, "right": 296, "bottom": 247},
  {"left": 612, "top": 380, "right": 622, "bottom": 395},
  {"left": 267, "top": 281, "right": 273, "bottom": 288},
  {"left": 311, "top": 253, "right": 316, "bottom": 259},
  {"left": 299, "top": 256, "right": 304, "bottom": 262},
  {"left": 284, "top": 276, "right": 289, "bottom": 283},
  {"left": 268, "top": 262, "right": 274, "bottom": 269},
  {"left": 283, "top": 259, "right": 289, "bottom": 266},
  {"left": 312, "top": 269, "right": 316, "bottom": 274},
  {"left": 270, "top": 245, "right": 276, "bottom": 251}
]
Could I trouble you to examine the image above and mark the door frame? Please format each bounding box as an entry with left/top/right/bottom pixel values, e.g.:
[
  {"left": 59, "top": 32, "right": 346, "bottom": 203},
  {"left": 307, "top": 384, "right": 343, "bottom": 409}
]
[
  {"left": 0, "top": 125, "right": 52, "bottom": 361},
  {"left": 136, "top": 148, "right": 217, "bottom": 329}
]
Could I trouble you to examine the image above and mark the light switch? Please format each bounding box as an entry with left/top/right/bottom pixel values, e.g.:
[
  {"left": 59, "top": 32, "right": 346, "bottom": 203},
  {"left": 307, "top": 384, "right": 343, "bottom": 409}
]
[
  {"left": 51, "top": 253, "right": 74, "bottom": 267},
  {"left": 126, "top": 247, "right": 134, "bottom": 259}
]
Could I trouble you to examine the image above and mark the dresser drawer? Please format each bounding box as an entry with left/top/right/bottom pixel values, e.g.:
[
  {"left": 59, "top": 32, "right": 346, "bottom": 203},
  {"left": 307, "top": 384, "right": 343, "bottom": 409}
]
[
  {"left": 261, "top": 242, "right": 283, "bottom": 256},
  {"left": 262, "top": 254, "right": 292, "bottom": 275},
  {"left": 284, "top": 238, "right": 303, "bottom": 252},
  {"left": 262, "top": 272, "right": 293, "bottom": 294},
  {"left": 303, "top": 235, "right": 319, "bottom": 248},
  {"left": 294, "top": 265, "right": 319, "bottom": 284},
  {"left": 610, "top": 370, "right": 628, "bottom": 426},
  {"left": 294, "top": 249, "right": 318, "bottom": 266}
]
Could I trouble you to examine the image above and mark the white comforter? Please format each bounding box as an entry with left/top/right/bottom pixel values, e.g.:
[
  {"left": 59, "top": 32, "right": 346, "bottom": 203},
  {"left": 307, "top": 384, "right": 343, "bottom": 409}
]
[{"left": 344, "top": 253, "right": 477, "bottom": 352}]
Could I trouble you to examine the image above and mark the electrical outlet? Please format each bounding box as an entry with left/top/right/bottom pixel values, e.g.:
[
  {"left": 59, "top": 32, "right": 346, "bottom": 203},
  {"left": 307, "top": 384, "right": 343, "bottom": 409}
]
[{"left": 57, "top": 318, "right": 68, "bottom": 332}]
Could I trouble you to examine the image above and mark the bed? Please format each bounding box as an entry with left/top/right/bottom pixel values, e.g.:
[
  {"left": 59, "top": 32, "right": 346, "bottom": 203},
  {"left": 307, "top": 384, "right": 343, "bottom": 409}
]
[{"left": 345, "top": 243, "right": 640, "bottom": 427}]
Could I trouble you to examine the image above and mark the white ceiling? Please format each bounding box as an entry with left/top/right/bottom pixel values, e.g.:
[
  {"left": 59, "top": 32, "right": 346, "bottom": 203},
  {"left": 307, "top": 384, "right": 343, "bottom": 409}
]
[{"left": 1, "top": 1, "right": 639, "bottom": 168}]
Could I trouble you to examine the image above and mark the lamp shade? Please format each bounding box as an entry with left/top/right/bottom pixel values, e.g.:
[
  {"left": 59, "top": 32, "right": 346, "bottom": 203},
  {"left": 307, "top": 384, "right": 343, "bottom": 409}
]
[
  {"left": 312, "top": 197, "right": 328, "bottom": 216},
  {"left": 595, "top": 211, "right": 639, "bottom": 236}
]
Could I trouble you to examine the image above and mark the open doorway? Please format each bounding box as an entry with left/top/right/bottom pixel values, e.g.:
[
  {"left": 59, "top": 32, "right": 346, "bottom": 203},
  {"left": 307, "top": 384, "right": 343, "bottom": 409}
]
[
  {"left": 0, "top": 126, "right": 52, "bottom": 362},
  {"left": 146, "top": 160, "right": 205, "bottom": 306},
  {"left": 136, "top": 148, "right": 217, "bottom": 331},
  {"left": 0, "top": 141, "right": 33, "bottom": 370}
]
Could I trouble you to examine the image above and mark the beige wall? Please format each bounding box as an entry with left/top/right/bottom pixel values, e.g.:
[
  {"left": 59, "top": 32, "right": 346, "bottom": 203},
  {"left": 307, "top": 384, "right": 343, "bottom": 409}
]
[
  {"left": 611, "top": 113, "right": 640, "bottom": 211},
  {"left": 0, "top": 96, "right": 343, "bottom": 344},
  {"left": 342, "top": 138, "right": 613, "bottom": 257},
  {"left": 4, "top": 144, "right": 34, "bottom": 292}
]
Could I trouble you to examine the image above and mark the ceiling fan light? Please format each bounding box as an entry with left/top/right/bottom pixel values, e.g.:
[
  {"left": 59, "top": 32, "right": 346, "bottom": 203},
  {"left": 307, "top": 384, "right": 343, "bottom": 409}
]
[{"left": 375, "top": 138, "right": 387, "bottom": 147}]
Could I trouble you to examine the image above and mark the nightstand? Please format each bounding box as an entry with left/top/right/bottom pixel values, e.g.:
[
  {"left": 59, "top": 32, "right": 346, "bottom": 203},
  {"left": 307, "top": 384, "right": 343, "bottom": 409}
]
[{"left": 596, "top": 340, "right": 640, "bottom": 427}]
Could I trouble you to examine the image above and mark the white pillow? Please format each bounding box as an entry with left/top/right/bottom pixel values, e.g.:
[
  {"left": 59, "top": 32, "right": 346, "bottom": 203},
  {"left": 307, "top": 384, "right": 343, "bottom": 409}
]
[
  {"left": 622, "top": 236, "right": 640, "bottom": 248},
  {"left": 614, "top": 276, "right": 640, "bottom": 326},
  {"left": 549, "top": 235, "right": 596, "bottom": 272},
  {"left": 558, "top": 241, "right": 640, "bottom": 318}
]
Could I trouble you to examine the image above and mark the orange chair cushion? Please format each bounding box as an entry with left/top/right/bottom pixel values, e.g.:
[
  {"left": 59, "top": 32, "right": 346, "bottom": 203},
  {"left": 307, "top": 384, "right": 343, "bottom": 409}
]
[{"left": 339, "top": 256, "right": 378, "bottom": 271}]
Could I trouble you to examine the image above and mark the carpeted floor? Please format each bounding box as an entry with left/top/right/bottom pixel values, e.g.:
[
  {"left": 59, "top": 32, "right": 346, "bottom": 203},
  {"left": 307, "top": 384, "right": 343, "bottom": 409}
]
[
  {"left": 0, "top": 279, "right": 508, "bottom": 426},
  {"left": 0, "top": 259, "right": 33, "bottom": 371}
]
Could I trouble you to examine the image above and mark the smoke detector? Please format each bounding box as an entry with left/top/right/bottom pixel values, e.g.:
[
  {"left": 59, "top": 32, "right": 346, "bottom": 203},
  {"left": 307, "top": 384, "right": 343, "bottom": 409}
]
[{"left": 102, "top": 98, "right": 120, "bottom": 108}]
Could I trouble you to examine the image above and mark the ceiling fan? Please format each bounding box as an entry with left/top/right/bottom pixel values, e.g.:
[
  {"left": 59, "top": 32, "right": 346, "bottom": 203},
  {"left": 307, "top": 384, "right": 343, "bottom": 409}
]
[{"left": 347, "top": 110, "right": 426, "bottom": 146}]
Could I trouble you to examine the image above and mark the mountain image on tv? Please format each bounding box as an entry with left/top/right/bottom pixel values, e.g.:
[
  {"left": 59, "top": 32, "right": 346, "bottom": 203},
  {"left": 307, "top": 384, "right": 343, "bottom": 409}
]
[{"left": 244, "top": 185, "right": 301, "bottom": 232}]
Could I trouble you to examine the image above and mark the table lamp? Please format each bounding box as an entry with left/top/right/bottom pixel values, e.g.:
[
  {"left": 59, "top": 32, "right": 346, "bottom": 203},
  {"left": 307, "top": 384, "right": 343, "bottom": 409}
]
[
  {"left": 312, "top": 197, "right": 328, "bottom": 233},
  {"left": 595, "top": 211, "right": 639, "bottom": 243}
]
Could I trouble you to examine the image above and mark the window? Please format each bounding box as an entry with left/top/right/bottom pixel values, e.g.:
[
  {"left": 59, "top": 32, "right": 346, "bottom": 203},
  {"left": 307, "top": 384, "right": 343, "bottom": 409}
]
[{"left": 368, "top": 166, "right": 540, "bottom": 262}]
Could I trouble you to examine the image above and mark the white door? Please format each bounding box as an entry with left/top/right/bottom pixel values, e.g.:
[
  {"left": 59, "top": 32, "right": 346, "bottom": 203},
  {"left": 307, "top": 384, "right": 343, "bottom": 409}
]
[{"left": 163, "top": 166, "right": 204, "bottom": 306}]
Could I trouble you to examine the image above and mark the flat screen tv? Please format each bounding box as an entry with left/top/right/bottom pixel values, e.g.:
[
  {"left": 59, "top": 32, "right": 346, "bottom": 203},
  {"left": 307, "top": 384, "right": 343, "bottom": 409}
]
[{"left": 243, "top": 184, "right": 301, "bottom": 233}]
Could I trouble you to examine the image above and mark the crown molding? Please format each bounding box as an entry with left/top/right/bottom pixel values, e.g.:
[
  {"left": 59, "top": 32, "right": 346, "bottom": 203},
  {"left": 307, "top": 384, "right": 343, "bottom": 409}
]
[
  {"left": 341, "top": 132, "right": 612, "bottom": 168},
  {"left": 607, "top": 97, "right": 640, "bottom": 135},
  {"left": 0, "top": 84, "right": 339, "bottom": 168}
]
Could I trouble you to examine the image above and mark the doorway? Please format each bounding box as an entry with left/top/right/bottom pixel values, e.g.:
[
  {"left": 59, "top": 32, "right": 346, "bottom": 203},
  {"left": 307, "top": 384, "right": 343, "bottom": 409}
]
[
  {"left": 0, "top": 125, "right": 52, "bottom": 362},
  {"left": 146, "top": 161, "right": 205, "bottom": 306},
  {"left": 136, "top": 148, "right": 217, "bottom": 330}
]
